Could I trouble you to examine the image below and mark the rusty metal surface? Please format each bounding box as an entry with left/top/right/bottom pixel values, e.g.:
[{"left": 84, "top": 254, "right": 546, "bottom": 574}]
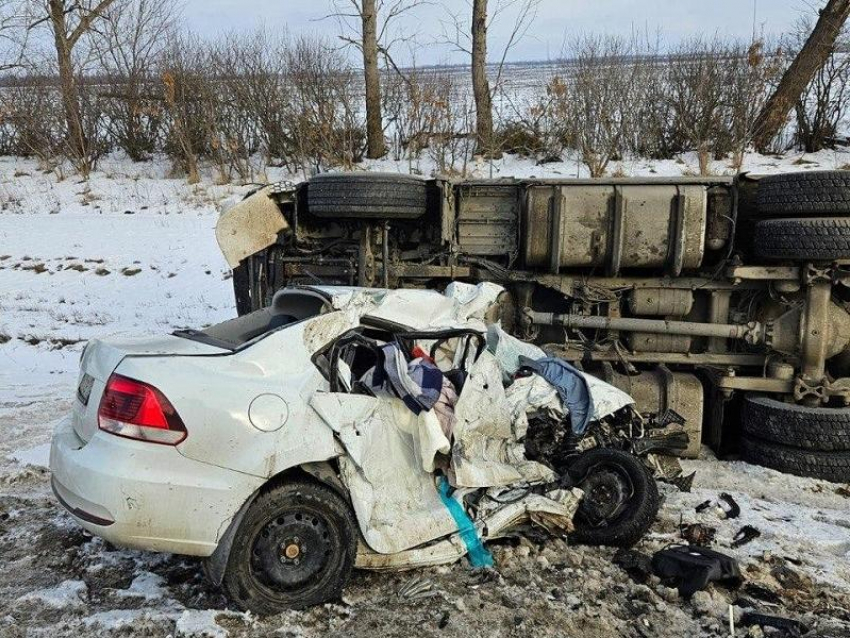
[
  {"left": 456, "top": 184, "right": 519, "bottom": 258},
  {"left": 216, "top": 186, "right": 290, "bottom": 268},
  {"left": 523, "top": 184, "right": 707, "bottom": 274}
]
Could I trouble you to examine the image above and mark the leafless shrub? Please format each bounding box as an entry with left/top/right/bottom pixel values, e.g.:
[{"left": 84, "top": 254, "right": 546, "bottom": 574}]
[
  {"left": 725, "top": 40, "right": 784, "bottom": 169},
  {"left": 497, "top": 74, "right": 571, "bottom": 162},
  {"left": 665, "top": 37, "right": 731, "bottom": 174},
  {"left": 92, "top": 0, "right": 176, "bottom": 161},
  {"left": 559, "top": 35, "right": 640, "bottom": 177},
  {"left": 280, "top": 35, "right": 365, "bottom": 175},
  {"left": 215, "top": 30, "right": 289, "bottom": 166},
  {"left": 0, "top": 73, "right": 65, "bottom": 166},
  {"left": 160, "top": 35, "right": 206, "bottom": 183},
  {"left": 789, "top": 17, "right": 850, "bottom": 153}
]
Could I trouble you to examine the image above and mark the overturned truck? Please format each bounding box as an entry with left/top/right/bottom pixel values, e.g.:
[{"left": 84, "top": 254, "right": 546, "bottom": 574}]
[{"left": 217, "top": 170, "right": 850, "bottom": 482}]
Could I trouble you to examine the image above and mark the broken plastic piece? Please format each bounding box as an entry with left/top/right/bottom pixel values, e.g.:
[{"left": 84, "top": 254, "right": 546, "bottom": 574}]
[
  {"left": 740, "top": 613, "right": 808, "bottom": 637},
  {"left": 652, "top": 545, "right": 742, "bottom": 597},
  {"left": 731, "top": 525, "right": 761, "bottom": 548},
  {"left": 680, "top": 522, "right": 716, "bottom": 546},
  {"left": 398, "top": 577, "right": 438, "bottom": 601},
  {"left": 437, "top": 476, "right": 494, "bottom": 569},
  {"left": 717, "top": 493, "right": 741, "bottom": 519},
  {"left": 655, "top": 408, "right": 687, "bottom": 428},
  {"left": 668, "top": 472, "right": 696, "bottom": 493},
  {"left": 630, "top": 431, "right": 690, "bottom": 456},
  {"left": 741, "top": 583, "right": 782, "bottom": 605},
  {"left": 612, "top": 548, "right": 653, "bottom": 583}
]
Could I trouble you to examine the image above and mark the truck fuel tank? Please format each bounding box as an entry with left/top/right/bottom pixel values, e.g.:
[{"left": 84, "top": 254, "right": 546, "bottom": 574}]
[{"left": 523, "top": 184, "right": 709, "bottom": 275}]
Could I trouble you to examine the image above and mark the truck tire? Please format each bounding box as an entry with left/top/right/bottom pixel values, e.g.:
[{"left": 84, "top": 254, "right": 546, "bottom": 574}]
[
  {"left": 743, "top": 395, "right": 850, "bottom": 452},
  {"left": 223, "top": 480, "right": 357, "bottom": 614},
  {"left": 308, "top": 172, "right": 427, "bottom": 219},
  {"left": 740, "top": 436, "right": 850, "bottom": 483},
  {"left": 568, "top": 448, "right": 660, "bottom": 548},
  {"left": 757, "top": 171, "right": 850, "bottom": 217},
  {"left": 753, "top": 217, "right": 850, "bottom": 261}
]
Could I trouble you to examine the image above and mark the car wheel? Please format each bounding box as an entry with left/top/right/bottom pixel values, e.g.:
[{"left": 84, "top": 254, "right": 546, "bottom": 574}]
[
  {"left": 307, "top": 172, "right": 427, "bottom": 220},
  {"left": 567, "top": 448, "right": 660, "bottom": 548},
  {"left": 753, "top": 217, "right": 850, "bottom": 261},
  {"left": 741, "top": 435, "right": 850, "bottom": 483},
  {"left": 743, "top": 395, "right": 850, "bottom": 452},
  {"left": 757, "top": 171, "right": 850, "bottom": 217},
  {"left": 222, "top": 480, "right": 357, "bottom": 614}
]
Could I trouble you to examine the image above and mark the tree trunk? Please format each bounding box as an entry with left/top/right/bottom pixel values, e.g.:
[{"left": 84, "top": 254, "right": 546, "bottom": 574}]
[
  {"left": 361, "top": 0, "right": 385, "bottom": 159},
  {"left": 471, "top": 0, "right": 494, "bottom": 156},
  {"left": 753, "top": 0, "right": 850, "bottom": 151},
  {"left": 48, "top": 0, "right": 88, "bottom": 173}
]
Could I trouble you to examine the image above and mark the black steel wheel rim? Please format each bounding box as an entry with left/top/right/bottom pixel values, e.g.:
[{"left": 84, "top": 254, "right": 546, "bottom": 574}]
[
  {"left": 251, "top": 509, "right": 334, "bottom": 591},
  {"left": 577, "top": 463, "right": 635, "bottom": 527}
]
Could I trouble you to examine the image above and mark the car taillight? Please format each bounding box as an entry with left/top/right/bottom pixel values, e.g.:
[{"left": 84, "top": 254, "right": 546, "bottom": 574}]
[{"left": 98, "top": 374, "right": 187, "bottom": 445}]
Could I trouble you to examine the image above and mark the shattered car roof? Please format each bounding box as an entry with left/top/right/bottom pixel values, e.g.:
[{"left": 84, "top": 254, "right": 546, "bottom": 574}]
[{"left": 288, "top": 282, "right": 505, "bottom": 332}]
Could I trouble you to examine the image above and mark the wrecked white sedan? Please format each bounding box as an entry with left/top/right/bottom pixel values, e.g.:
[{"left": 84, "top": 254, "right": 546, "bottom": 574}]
[{"left": 50, "top": 283, "right": 659, "bottom": 614}]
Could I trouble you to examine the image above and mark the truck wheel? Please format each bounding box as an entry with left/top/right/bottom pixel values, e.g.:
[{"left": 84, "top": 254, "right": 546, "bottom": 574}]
[
  {"left": 743, "top": 395, "right": 850, "bottom": 452},
  {"left": 753, "top": 217, "right": 850, "bottom": 261},
  {"left": 222, "top": 481, "right": 357, "bottom": 614},
  {"left": 741, "top": 436, "right": 850, "bottom": 483},
  {"left": 568, "top": 448, "right": 660, "bottom": 548},
  {"left": 757, "top": 171, "right": 850, "bottom": 217},
  {"left": 307, "top": 172, "right": 427, "bottom": 219}
]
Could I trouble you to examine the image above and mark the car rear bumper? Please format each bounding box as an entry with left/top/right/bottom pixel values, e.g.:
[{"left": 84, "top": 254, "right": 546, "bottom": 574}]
[{"left": 49, "top": 415, "right": 263, "bottom": 557}]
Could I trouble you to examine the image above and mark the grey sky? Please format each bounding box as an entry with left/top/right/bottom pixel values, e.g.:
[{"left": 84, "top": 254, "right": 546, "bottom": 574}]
[{"left": 182, "top": 0, "right": 814, "bottom": 64}]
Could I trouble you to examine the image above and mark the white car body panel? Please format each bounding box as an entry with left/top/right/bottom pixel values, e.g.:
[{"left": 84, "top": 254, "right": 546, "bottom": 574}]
[
  {"left": 117, "top": 312, "right": 358, "bottom": 478},
  {"left": 51, "top": 415, "right": 263, "bottom": 556},
  {"left": 52, "top": 282, "right": 603, "bottom": 566}
]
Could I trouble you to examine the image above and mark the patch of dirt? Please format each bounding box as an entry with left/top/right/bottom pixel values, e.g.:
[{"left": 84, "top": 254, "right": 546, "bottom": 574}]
[{"left": 1, "top": 470, "right": 848, "bottom": 638}]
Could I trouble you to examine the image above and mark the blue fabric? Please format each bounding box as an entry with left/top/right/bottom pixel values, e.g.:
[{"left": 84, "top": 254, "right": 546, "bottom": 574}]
[
  {"left": 380, "top": 345, "right": 444, "bottom": 415},
  {"left": 437, "top": 476, "right": 494, "bottom": 568},
  {"left": 518, "top": 356, "right": 593, "bottom": 435}
]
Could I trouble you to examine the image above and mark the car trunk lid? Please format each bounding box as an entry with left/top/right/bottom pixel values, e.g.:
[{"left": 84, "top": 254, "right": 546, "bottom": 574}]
[{"left": 72, "top": 336, "right": 227, "bottom": 443}]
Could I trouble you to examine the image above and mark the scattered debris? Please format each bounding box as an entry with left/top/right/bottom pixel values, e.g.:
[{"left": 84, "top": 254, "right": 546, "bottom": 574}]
[
  {"left": 717, "top": 493, "right": 741, "bottom": 519},
  {"left": 680, "top": 522, "right": 716, "bottom": 546},
  {"left": 652, "top": 545, "right": 742, "bottom": 597},
  {"left": 731, "top": 525, "right": 761, "bottom": 549},
  {"left": 397, "top": 577, "right": 439, "bottom": 601},
  {"left": 740, "top": 612, "right": 808, "bottom": 637},
  {"left": 740, "top": 583, "right": 783, "bottom": 606},
  {"left": 612, "top": 548, "right": 653, "bottom": 584},
  {"left": 771, "top": 564, "right": 806, "bottom": 591},
  {"left": 695, "top": 500, "right": 712, "bottom": 513}
]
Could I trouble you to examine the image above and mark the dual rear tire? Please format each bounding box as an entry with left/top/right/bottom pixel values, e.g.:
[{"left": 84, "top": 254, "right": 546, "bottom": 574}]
[
  {"left": 741, "top": 395, "right": 850, "bottom": 483},
  {"left": 754, "top": 171, "right": 850, "bottom": 262}
]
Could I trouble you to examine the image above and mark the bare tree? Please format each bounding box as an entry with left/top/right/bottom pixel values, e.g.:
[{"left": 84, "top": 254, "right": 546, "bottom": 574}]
[
  {"left": 329, "top": 0, "right": 426, "bottom": 160},
  {"left": 441, "top": 0, "right": 540, "bottom": 157},
  {"left": 20, "top": 0, "right": 121, "bottom": 175},
  {"left": 0, "top": 0, "right": 28, "bottom": 71},
  {"left": 753, "top": 0, "right": 850, "bottom": 150},
  {"left": 360, "top": 0, "right": 385, "bottom": 158},
  {"left": 470, "top": 0, "right": 492, "bottom": 155}
]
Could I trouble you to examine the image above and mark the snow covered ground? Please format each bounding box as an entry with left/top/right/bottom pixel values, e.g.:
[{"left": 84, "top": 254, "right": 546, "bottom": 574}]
[{"left": 2, "top": 151, "right": 850, "bottom": 637}]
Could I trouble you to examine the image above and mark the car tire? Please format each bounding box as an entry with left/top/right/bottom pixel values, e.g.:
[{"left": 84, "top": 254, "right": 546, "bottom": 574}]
[
  {"left": 753, "top": 217, "right": 850, "bottom": 261},
  {"left": 222, "top": 480, "right": 357, "bottom": 614},
  {"left": 307, "top": 172, "right": 427, "bottom": 219},
  {"left": 740, "top": 435, "right": 850, "bottom": 483},
  {"left": 757, "top": 171, "right": 850, "bottom": 217},
  {"left": 743, "top": 395, "right": 850, "bottom": 452},
  {"left": 568, "top": 448, "right": 660, "bottom": 548}
]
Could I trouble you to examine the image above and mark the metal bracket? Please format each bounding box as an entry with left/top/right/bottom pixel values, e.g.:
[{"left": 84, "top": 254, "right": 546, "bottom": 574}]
[{"left": 794, "top": 376, "right": 850, "bottom": 405}]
